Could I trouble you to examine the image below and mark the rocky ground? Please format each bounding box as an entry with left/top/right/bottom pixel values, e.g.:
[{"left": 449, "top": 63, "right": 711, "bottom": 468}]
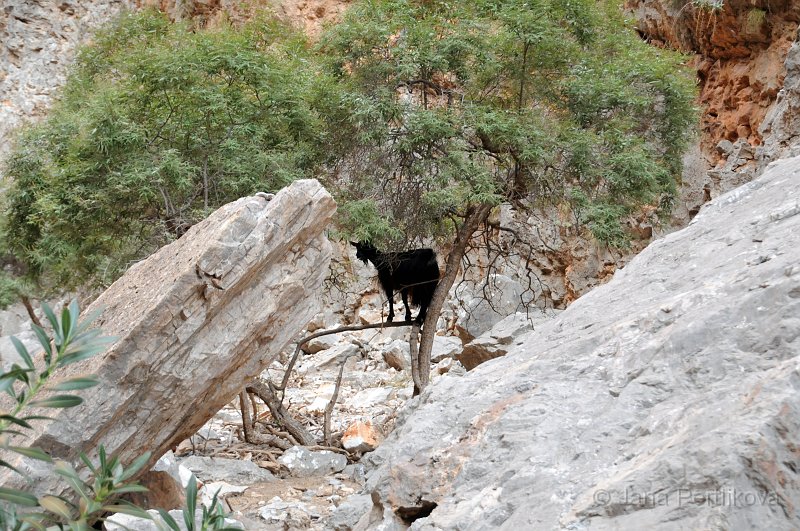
[
  {"left": 96, "top": 154, "right": 800, "bottom": 530},
  {"left": 0, "top": 207, "right": 557, "bottom": 530},
  {"left": 146, "top": 276, "right": 557, "bottom": 530}
]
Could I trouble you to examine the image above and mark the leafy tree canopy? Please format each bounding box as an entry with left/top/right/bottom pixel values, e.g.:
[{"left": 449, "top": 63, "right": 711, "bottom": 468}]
[
  {"left": 0, "top": 9, "right": 338, "bottom": 295},
  {"left": 0, "top": 1, "right": 696, "bottom": 307},
  {"left": 320, "top": 0, "right": 697, "bottom": 249}
]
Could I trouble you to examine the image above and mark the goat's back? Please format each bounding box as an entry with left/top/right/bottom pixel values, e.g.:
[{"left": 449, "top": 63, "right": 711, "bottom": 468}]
[{"left": 385, "top": 248, "right": 438, "bottom": 304}]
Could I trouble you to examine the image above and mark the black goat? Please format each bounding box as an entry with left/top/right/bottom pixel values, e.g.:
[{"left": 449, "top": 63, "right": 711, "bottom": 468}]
[{"left": 351, "top": 241, "right": 440, "bottom": 324}]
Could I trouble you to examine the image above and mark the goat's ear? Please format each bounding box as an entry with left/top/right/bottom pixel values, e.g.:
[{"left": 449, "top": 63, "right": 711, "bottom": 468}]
[{"left": 349, "top": 241, "right": 358, "bottom": 247}]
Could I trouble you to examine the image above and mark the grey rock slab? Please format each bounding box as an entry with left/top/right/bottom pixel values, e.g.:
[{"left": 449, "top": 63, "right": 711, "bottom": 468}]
[
  {"left": 0, "top": 330, "right": 40, "bottom": 372},
  {"left": 279, "top": 446, "right": 348, "bottom": 477},
  {"left": 178, "top": 456, "right": 274, "bottom": 485},
  {"left": 329, "top": 494, "right": 373, "bottom": 531},
  {"left": 0, "top": 180, "right": 336, "bottom": 497},
  {"left": 302, "top": 333, "right": 340, "bottom": 354},
  {"left": 454, "top": 274, "right": 528, "bottom": 341},
  {"left": 345, "top": 387, "right": 394, "bottom": 409},
  {"left": 457, "top": 310, "right": 558, "bottom": 370},
  {"left": 380, "top": 339, "right": 409, "bottom": 371},
  {"left": 760, "top": 39, "right": 800, "bottom": 166},
  {"left": 312, "top": 342, "right": 362, "bottom": 370},
  {"left": 430, "top": 335, "right": 462, "bottom": 363},
  {"left": 347, "top": 157, "right": 800, "bottom": 530}
]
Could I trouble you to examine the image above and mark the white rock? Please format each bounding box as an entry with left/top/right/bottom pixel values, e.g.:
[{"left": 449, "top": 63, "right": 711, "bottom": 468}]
[
  {"left": 278, "top": 446, "right": 347, "bottom": 477},
  {"left": 346, "top": 387, "right": 393, "bottom": 409}
]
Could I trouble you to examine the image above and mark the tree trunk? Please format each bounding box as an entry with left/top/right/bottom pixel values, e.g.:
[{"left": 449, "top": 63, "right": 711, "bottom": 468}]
[
  {"left": 21, "top": 295, "right": 42, "bottom": 328},
  {"left": 414, "top": 203, "right": 493, "bottom": 395},
  {"left": 409, "top": 323, "right": 422, "bottom": 394}
]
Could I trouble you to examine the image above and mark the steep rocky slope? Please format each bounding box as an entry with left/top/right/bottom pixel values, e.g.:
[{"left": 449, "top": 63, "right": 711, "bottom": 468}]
[
  {"left": 346, "top": 154, "right": 800, "bottom": 530},
  {"left": 0, "top": 0, "right": 137, "bottom": 161}
]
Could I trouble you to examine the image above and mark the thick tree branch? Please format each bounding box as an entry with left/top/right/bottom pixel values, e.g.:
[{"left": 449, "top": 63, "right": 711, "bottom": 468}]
[{"left": 246, "top": 379, "right": 316, "bottom": 446}]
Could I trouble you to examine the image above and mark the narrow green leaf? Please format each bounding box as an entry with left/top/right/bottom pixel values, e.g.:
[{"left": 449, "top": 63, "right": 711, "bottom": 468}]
[
  {"left": 98, "top": 446, "right": 107, "bottom": 471},
  {"left": 102, "top": 503, "right": 152, "bottom": 519},
  {"left": 58, "top": 345, "right": 111, "bottom": 367},
  {"left": 0, "top": 414, "right": 33, "bottom": 430},
  {"left": 109, "top": 484, "right": 149, "bottom": 495},
  {"left": 20, "top": 415, "right": 54, "bottom": 422},
  {"left": 0, "top": 429, "right": 26, "bottom": 438},
  {"left": 69, "top": 518, "right": 90, "bottom": 531},
  {"left": 39, "top": 495, "right": 72, "bottom": 520},
  {"left": 54, "top": 461, "right": 90, "bottom": 501},
  {"left": 0, "top": 458, "right": 29, "bottom": 477},
  {"left": 0, "top": 487, "right": 38, "bottom": 507},
  {"left": 157, "top": 509, "right": 181, "bottom": 531},
  {"left": 53, "top": 376, "right": 100, "bottom": 392},
  {"left": 66, "top": 300, "right": 80, "bottom": 341},
  {"left": 41, "top": 304, "right": 61, "bottom": 347},
  {"left": 31, "top": 324, "right": 53, "bottom": 362},
  {"left": 119, "top": 452, "right": 152, "bottom": 482},
  {"left": 111, "top": 461, "right": 124, "bottom": 483},
  {"left": 75, "top": 308, "right": 104, "bottom": 334},
  {"left": 19, "top": 512, "right": 50, "bottom": 530},
  {"left": 1, "top": 366, "right": 32, "bottom": 385},
  {"left": 8, "top": 446, "right": 52, "bottom": 462},
  {"left": 184, "top": 475, "right": 197, "bottom": 531},
  {"left": 78, "top": 452, "right": 96, "bottom": 474},
  {"left": 0, "top": 375, "right": 15, "bottom": 395},
  {"left": 9, "top": 337, "right": 35, "bottom": 370},
  {"left": 60, "top": 304, "right": 72, "bottom": 346},
  {"left": 29, "top": 395, "right": 83, "bottom": 408}
]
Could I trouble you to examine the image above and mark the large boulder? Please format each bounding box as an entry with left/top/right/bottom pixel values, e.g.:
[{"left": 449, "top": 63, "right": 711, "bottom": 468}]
[
  {"left": 1, "top": 179, "right": 336, "bottom": 496},
  {"left": 350, "top": 157, "right": 800, "bottom": 530}
]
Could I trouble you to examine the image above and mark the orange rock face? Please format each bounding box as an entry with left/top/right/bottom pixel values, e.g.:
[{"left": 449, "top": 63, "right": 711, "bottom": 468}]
[
  {"left": 625, "top": 0, "right": 800, "bottom": 163},
  {"left": 342, "top": 420, "right": 381, "bottom": 453},
  {"left": 144, "top": 0, "right": 350, "bottom": 38}
]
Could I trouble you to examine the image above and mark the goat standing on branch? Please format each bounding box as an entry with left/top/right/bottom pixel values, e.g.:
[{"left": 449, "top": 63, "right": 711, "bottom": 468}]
[{"left": 351, "top": 241, "right": 440, "bottom": 324}]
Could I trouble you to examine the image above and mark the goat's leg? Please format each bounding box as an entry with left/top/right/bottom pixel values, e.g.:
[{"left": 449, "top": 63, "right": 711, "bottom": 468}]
[
  {"left": 401, "top": 289, "right": 412, "bottom": 322},
  {"left": 416, "top": 301, "right": 428, "bottom": 325},
  {"left": 386, "top": 287, "right": 395, "bottom": 322}
]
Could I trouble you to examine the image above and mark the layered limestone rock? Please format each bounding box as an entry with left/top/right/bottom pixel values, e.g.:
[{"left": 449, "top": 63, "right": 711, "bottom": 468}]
[
  {"left": 0, "top": 0, "right": 138, "bottom": 162},
  {"left": 0, "top": 179, "right": 336, "bottom": 496},
  {"left": 760, "top": 39, "right": 800, "bottom": 165},
  {"left": 350, "top": 157, "right": 800, "bottom": 529}
]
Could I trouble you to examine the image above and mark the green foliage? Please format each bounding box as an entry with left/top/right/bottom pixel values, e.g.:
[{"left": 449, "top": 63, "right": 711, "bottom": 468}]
[
  {"left": 157, "top": 475, "right": 240, "bottom": 531},
  {"left": 0, "top": 300, "right": 145, "bottom": 529},
  {"left": 1, "top": 9, "right": 335, "bottom": 297},
  {"left": 0, "top": 300, "right": 111, "bottom": 444},
  {"left": 691, "top": 0, "right": 724, "bottom": 11},
  {"left": 0, "top": 302, "right": 236, "bottom": 530},
  {"left": 0, "top": 1, "right": 698, "bottom": 302},
  {"left": 744, "top": 8, "right": 766, "bottom": 34},
  {"left": 321, "top": 0, "right": 697, "bottom": 248}
]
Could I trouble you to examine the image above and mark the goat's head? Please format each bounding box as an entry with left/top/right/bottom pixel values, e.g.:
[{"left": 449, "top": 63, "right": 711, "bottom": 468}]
[{"left": 350, "top": 241, "right": 378, "bottom": 265}]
